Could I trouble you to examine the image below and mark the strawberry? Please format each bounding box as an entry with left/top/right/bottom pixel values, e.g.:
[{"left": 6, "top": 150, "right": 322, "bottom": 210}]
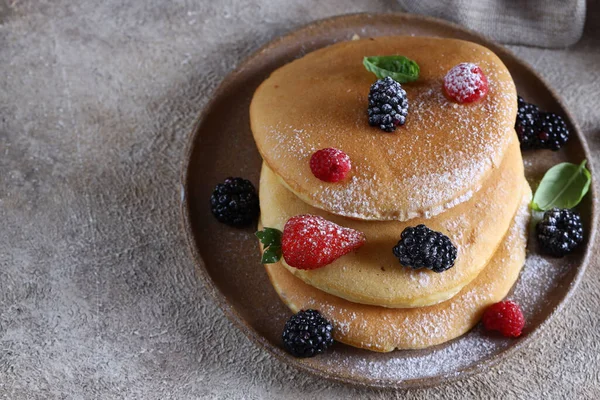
[
  {"left": 281, "top": 214, "right": 366, "bottom": 270},
  {"left": 443, "top": 62, "right": 489, "bottom": 103}
]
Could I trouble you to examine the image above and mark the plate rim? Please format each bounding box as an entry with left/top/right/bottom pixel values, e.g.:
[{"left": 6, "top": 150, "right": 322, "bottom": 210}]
[{"left": 179, "top": 11, "right": 598, "bottom": 389}]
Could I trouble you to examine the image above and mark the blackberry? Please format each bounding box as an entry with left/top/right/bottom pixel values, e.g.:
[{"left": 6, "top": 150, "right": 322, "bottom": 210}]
[
  {"left": 514, "top": 96, "right": 570, "bottom": 151},
  {"left": 536, "top": 208, "right": 584, "bottom": 257},
  {"left": 517, "top": 96, "right": 539, "bottom": 124},
  {"left": 536, "top": 112, "right": 569, "bottom": 151},
  {"left": 516, "top": 125, "right": 538, "bottom": 150},
  {"left": 392, "top": 224, "right": 457, "bottom": 273},
  {"left": 282, "top": 310, "right": 334, "bottom": 358},
  {"left": 210, "top": 177, "right": 259, "bottom": 227},
  {"left": 515, "top": 96, "right": 540, "bottom": 150},
  {"left": 367, "top": 76, "right": 409, "bottom": 132}
]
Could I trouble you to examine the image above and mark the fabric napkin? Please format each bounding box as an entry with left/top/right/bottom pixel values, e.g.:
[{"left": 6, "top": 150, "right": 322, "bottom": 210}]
[{"left": 397, "top": 0, "right": 586, "bottom": 48}]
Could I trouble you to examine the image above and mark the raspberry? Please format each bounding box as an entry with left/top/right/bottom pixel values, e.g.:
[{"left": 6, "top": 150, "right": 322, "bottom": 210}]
[
  {"left": 482, "top": 300, "right": 525, "bottom": 338},
  {"left": 367, "top": 76, "right": 409, "bottom": 132},
  {"left": 210, "top": 177, "right": 259, "bottom": 227},
  {"left": 309, "top": 148, "right": 351, "bottom": 182},
  {"left": 536, "top": 208, "right": 584, "bottom": 257},
  {"left": 281, "top": 215, "right": 366, "bottom": 270},
  {"left": 392, "top": 224, "right": 457, "bottom": 273},
  {"left": 282, "top": 309, "right": 334, "bottom": 358},
  {"left": 444, "top": 63, "right": 489, "bottom": 103}
]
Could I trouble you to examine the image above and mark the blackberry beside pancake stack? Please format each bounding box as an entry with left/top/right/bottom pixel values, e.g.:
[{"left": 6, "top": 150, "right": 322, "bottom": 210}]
[{"left": 249, "top": 36, "right": 530, "bottom": 352}]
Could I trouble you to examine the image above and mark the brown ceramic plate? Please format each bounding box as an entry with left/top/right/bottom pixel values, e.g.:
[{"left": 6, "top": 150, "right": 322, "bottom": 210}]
[{"left": 181, "top": 13, "right": 597, "bottom": 389}]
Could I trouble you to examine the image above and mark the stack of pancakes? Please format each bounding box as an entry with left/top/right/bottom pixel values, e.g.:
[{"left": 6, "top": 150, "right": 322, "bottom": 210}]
[{"left": 250, "top": 36, "right": 530, "bottom": 352}]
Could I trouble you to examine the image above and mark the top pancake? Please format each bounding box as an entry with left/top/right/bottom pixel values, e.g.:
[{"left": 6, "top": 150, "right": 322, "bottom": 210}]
[{"left": 250, "top": 36, "right": 517, "bottom": 221}]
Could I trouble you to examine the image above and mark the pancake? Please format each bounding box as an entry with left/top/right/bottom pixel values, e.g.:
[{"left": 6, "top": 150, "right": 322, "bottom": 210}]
[
  {"left": 258, "top": 138, "right": 526, "bottom": 308},
  {"left": 263, "top": 197, "right": 530, "bottom": 352},
  {"left": 250, "top": 36, "right": 517, "bottom": 221}
]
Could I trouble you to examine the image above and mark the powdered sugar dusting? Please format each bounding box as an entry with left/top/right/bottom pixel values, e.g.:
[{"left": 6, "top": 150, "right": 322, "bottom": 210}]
[
  {"left": 322, "top": 330, "right": 503, "bottom": 382},
  {"left": 511, "top": 253, "right": 571, "bottom": 315}
]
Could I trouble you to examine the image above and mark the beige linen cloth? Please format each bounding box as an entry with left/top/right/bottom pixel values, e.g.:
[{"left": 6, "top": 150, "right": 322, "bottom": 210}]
[{"left": 397, "top": 0, "right": 587, "bottom": 47}]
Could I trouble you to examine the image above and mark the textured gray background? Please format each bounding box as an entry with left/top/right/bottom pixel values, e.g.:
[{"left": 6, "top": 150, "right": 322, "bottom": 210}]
[{"left": 1, "top": 1, "right": 599, "bottom": 399}]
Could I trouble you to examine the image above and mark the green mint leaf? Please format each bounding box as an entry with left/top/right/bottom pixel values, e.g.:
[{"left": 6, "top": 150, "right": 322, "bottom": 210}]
[
  {"left": 255, "top": 227, "right": 283, "bottom": 264},
  {"left": 255, "top": 227, "right": 282, "bottom": 247},
  {"left": 261, "top": 245, "right": 282, "bottom": 264},
  {"left": 363, "top": 55, "right": 420, "bottom": 83},
  {"left": 531, "top": 160, "right": 591, "bottom": 211}
]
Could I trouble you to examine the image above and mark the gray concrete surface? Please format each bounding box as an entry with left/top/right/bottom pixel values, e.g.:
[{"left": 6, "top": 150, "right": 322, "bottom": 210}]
[{"left": 1, "top": 0, "right": 599, "bottom": 399}]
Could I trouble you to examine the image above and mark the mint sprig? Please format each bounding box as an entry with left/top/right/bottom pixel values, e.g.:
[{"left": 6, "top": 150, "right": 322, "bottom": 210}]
[
  {"left": 363, "top": 55, "right": 420, "bottom": 83},
  {"left": 531, "top": 160, "right": 592, "bottom": 211},
  {"left": 255, "top": 227, "right": 282, "bottom": 264}
]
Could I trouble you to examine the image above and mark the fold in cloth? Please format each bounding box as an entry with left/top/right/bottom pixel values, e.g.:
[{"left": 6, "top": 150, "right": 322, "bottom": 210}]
[{"left": 397, "top": 0, "right": 586, "bottom": 48}]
